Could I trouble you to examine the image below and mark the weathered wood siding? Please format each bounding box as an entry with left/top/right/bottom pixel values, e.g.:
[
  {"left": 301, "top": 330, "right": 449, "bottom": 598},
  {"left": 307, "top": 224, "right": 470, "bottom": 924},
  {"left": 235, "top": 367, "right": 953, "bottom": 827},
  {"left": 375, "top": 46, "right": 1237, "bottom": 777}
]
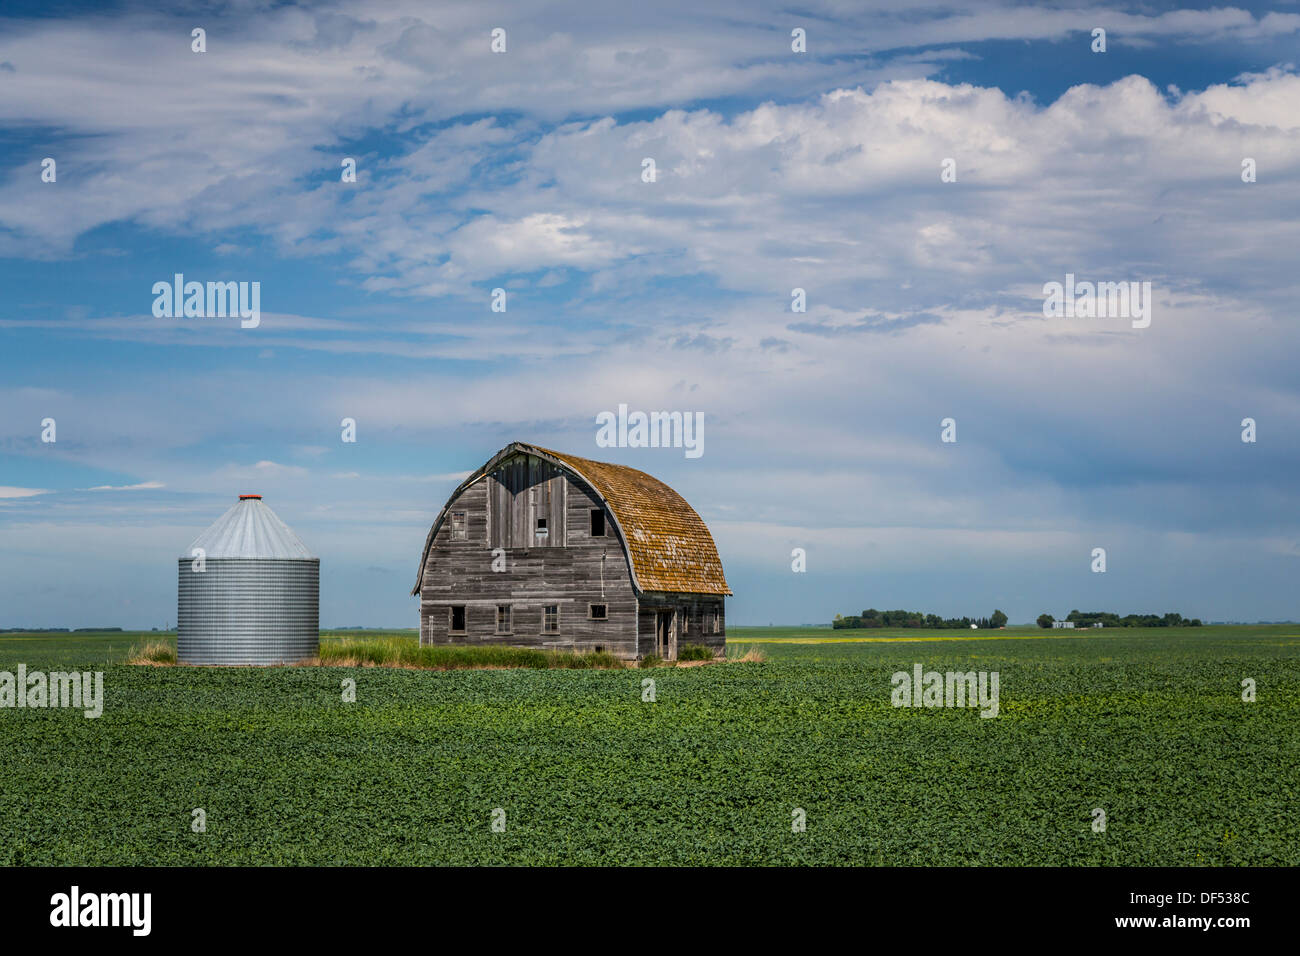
[
  {"left": 487, "top": 455, "right": 567, "bottom": 549},
  {"left": 419, "top": 455, "right": 641, "bottom": 657},
  {"left": 637, "top": 591, "right": 726, "bottom": 659}
]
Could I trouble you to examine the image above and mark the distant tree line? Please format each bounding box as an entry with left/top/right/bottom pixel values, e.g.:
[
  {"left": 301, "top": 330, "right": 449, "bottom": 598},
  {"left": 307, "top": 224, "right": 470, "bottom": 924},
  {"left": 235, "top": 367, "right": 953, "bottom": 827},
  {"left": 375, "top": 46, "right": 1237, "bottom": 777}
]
[
  {"left": 833, "top": 608, "right": 1008, "bottom": 630},
  {"left": 1036, "top": 610, "right": 1202, "bottom": 628},
  {"left": 0, "top": 627, "right": 123, "bottom": 633}
]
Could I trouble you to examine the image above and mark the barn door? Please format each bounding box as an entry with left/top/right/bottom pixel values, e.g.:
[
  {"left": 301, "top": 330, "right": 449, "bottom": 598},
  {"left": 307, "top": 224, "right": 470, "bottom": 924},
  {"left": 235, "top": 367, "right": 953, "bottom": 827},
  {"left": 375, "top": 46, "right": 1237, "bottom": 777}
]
[{"left": 656, "top": 610, "right": 675, "bottom": 660}]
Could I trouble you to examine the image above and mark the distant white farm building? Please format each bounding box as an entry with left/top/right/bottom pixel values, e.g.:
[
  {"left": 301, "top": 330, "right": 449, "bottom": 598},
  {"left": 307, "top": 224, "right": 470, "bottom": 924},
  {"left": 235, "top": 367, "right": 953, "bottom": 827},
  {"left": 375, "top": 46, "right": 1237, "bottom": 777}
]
[{"left": 1052, "top": 620, "right": 1075, "bottom": 629}]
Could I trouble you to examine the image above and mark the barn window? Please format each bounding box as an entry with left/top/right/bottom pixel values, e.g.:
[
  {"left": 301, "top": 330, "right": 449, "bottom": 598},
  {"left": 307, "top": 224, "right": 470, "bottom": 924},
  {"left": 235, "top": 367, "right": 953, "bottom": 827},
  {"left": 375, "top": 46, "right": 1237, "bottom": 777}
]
[
  {"left": 682, "top": 614, "right": 690, "bottom": 635},
  {"left": 496, "top": 605, "right": 512, "bottom": 633},
  {"left": 450, "top": 512, "right": 467, "bottom": 540},
  {"left": 589, "top": 604, "right": 607, "bottom": 621},
  {"left": 535, "top": 517, "right": 548, "bottom": 538},
  {"left": 543, "top": 605, "right": 559, "bottom": 633},
  {"left": 711, "top": 612, "right": 720, "bottom": 634},
  {"left": 590, "top": 509, "right": 605, "bottom": 537},
  {"left": 449, "top": 606, "right": 466, "bottom": 632}
]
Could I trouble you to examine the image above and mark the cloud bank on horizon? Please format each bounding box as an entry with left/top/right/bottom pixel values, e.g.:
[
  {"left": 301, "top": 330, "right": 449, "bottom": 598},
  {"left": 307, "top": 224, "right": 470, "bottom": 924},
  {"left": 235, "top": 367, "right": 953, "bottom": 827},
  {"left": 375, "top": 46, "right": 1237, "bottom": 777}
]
[{"left": 1, "top": 0, "right": 1298, "bottom": 627}]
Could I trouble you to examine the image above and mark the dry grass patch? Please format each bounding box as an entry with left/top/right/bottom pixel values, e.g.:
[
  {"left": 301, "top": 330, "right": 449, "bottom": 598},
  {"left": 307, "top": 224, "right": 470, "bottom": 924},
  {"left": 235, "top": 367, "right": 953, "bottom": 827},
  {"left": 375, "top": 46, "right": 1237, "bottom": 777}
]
[
  {"left": 127, "top": 641, "right": 177, "bottom": 665},
  {"left": 126, "top": 636, "right": 752, "bottom": 670},
  {"left": 318, "top": 638, "right": 623, "bottom": 670}
]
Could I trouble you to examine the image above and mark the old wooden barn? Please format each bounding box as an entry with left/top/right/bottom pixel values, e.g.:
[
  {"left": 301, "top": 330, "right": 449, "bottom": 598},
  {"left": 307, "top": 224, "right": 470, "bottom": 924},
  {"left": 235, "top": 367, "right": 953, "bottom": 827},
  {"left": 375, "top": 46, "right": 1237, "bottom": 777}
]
[{"left": 412, "top": 441, "right": 730, "bottom": 660}]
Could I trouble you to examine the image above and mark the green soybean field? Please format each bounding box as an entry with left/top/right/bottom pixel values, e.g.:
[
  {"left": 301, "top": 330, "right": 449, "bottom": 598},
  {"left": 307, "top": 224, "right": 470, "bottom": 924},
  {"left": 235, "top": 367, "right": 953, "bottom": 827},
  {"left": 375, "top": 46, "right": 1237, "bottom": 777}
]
[{"left": 0, "top": 625, "right": 1296, "bottom": 865}]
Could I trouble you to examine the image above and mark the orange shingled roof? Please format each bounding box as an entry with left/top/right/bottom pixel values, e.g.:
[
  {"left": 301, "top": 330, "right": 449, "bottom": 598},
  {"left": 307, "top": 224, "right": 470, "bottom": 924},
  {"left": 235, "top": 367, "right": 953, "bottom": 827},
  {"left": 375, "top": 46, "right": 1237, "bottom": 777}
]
[{"left": 526, "top": 444, "right": 731, "bottom": 596}]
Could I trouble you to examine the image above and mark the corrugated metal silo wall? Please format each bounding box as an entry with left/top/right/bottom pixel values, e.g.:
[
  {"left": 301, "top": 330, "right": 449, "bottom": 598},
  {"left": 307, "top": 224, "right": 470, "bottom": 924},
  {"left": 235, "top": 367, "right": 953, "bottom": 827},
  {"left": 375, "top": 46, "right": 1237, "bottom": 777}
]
[{"left": 177, "top": 558, "right": 319, "bottom": 664}]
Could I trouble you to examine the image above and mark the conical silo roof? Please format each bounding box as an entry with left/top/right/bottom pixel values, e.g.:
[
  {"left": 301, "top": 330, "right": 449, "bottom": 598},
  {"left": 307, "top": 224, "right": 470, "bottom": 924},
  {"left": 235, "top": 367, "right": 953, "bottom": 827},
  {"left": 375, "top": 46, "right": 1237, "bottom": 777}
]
[{"left": 183, "top": 495, "right": 316, "bottom": 559}]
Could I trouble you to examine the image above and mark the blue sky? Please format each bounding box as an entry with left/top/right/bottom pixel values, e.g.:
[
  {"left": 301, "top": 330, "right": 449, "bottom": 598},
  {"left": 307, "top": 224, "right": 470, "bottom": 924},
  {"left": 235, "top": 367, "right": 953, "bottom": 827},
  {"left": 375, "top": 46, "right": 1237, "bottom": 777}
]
[{"left": 2, "top": 0, "right": 1298, "bottom": 627}]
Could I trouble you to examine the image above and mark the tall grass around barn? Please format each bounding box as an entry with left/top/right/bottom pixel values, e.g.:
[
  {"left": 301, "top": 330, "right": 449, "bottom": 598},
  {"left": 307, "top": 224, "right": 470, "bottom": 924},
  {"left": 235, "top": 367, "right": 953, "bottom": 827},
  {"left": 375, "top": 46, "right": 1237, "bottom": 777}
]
[{"left": 316, "top": 637, "right": 623, "bottom": 670}]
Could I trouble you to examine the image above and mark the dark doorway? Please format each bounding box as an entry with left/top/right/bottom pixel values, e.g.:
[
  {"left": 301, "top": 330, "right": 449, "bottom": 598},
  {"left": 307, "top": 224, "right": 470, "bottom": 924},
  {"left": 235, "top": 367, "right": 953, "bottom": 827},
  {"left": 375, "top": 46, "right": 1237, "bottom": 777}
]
[{"left": 655, "top": 610, "right": 675, "bottom": 659}]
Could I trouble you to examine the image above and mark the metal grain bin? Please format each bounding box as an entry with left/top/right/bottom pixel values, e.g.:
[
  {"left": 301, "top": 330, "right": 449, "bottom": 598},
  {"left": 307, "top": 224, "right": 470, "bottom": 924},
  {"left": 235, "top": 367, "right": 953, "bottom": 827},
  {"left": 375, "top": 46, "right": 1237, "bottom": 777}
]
[{"left": 178, "top": 494, "right": 319, "bottom": 665}]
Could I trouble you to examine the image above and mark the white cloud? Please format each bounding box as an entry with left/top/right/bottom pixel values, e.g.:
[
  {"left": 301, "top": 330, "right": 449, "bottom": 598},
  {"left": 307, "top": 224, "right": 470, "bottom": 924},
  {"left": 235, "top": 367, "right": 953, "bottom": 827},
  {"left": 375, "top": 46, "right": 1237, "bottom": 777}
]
[
  {"left": 86, "top": 481, "right": 165, "bottom": 491},
  {"left": 0, "top": 486, "right": 50, "bottom": 498},
  {"left": 2, "top": 0, "right": 1295, "bottom": 267}
]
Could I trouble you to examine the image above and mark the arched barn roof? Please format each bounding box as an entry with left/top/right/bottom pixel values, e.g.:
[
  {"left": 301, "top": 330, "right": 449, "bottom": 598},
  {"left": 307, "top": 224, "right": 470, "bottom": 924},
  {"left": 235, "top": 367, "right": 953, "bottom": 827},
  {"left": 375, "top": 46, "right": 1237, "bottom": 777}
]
[{"left": 412, "top": 441, "right": 730, "bottom": 597}]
